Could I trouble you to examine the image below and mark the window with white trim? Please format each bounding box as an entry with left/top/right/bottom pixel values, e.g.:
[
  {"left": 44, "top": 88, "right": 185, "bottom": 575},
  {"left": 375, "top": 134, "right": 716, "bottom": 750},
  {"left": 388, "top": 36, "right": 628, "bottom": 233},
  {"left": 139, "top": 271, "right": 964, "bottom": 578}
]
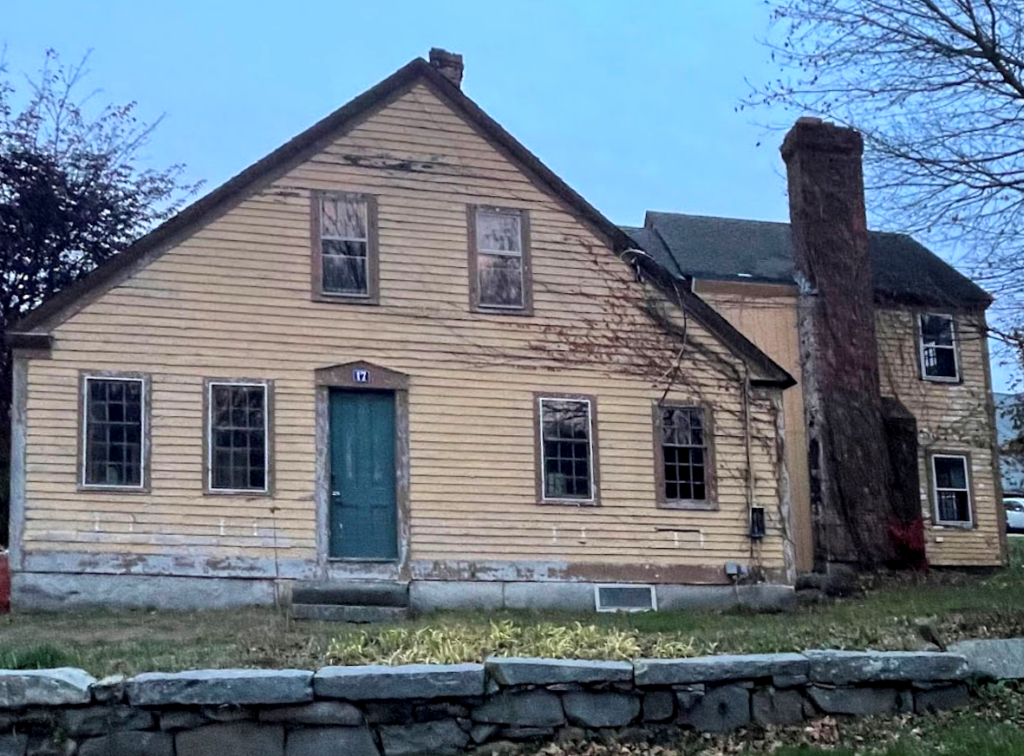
[
  {"left": 82, "top": 376, "right": 146, "bottom": 488},
  {"left": 474, "top": 207, "right": 526, "bottom": 309},
  {"left": 919, "top": 313, "right": 959, "bottom": 381},
  {"left": 539, "top": 397, "right": 594, "bottom": 501},
  {"left": 208, "top": 382, "right": 269, "bottom": 492},
  {"left": 931, "top": 454, "right": 972, "bottom": 525}
]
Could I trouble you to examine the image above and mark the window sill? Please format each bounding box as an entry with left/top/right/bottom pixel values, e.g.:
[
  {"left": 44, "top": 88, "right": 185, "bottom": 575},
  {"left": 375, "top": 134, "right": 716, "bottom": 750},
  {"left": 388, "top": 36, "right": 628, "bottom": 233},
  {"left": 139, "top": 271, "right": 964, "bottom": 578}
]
[
  {"left": 204, "top": 489, "right": 273, "bottom": 498},
  {"left": 472, "top": 305, "right": 534, "bottom": 317},
  {"left": 312, "top": 292, "right": 379, "bottom": 305},
  {"left": 659, "top": 500, "right": 718, "bottom": 511},
  {"left": 921, "top": 375, "right": 961, "bottom": 385},
  {"left": 933, "top": 520, "right": 974, "bottom": 530},
  {"left": 539, "top": 498, "right": 600, "bottom": 507},
  {"left": 78, "top": 485, "right": 150, "bottom": 495}
]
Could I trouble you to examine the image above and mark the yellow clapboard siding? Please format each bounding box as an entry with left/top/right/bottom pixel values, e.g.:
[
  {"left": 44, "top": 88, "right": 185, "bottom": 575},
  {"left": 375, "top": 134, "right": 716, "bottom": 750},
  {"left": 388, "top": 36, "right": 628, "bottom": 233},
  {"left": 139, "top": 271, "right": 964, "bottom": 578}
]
[
  {"left": 699, "top": 284, "right": 1002, "bottom": 571},
  {"left": 22, "top": 83, "right": 787, "bottom": 576}
]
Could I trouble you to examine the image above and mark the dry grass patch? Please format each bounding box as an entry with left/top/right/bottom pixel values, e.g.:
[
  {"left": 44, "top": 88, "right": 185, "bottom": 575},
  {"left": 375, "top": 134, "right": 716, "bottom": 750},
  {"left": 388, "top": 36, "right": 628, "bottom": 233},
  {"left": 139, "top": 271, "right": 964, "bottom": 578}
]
[{"left": 1, "top": 541, "right": 1022, "bottom": 676}]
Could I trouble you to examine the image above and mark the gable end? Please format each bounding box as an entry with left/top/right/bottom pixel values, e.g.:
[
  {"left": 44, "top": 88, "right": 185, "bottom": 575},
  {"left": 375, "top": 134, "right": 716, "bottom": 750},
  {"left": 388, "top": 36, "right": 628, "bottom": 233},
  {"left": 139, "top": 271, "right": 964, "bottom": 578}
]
[{"left": 9, "top": 57, "right": 634, "bottom": 337}]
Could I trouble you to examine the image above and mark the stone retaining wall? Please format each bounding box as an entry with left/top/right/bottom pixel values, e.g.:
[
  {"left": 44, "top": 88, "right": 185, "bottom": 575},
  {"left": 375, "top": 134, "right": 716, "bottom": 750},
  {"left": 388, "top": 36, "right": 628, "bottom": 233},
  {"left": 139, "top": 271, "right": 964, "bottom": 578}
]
[{"left": 0, "top": 649, "right": 991, "bottom": 756}]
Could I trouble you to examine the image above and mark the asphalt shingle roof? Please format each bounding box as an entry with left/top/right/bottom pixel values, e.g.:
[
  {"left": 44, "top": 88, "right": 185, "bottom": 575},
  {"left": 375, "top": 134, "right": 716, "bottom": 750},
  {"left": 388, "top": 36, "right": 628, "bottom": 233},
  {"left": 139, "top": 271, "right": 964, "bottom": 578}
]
[{"left": 622, "top": 213, "right": 991, "bottom": 307}]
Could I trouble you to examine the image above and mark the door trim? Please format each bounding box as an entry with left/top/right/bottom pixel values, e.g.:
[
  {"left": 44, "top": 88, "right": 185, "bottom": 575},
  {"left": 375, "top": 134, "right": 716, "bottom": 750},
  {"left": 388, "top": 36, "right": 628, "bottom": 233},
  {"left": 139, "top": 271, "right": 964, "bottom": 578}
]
[{"left": 314, "top": 362, "right": 410, "bottom": 580}]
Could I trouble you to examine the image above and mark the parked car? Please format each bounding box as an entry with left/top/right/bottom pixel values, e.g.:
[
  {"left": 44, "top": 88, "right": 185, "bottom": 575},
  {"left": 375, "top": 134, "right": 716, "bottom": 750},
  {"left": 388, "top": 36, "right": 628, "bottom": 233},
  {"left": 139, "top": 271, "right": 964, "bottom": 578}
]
[{"left": 1005, "top": 498, "right": 1024, "bottom": 533}]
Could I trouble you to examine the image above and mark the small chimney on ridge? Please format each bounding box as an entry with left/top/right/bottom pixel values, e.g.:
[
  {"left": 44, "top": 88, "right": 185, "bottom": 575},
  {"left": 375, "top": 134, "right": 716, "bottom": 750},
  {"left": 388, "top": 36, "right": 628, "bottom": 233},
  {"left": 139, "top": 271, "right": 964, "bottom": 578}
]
[{"left": 429, "top": 48, "right": 464, "bottom": 88}]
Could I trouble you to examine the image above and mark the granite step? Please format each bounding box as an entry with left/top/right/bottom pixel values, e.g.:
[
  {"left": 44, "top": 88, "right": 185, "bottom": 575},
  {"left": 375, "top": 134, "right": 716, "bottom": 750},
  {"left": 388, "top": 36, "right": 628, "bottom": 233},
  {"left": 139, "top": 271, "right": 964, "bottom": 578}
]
[
  {"left": 291, "top": 581, "right": 409, "bottom": 608},
  {"left": 291, "top": 604, "right": 409, "bottom": 623}
]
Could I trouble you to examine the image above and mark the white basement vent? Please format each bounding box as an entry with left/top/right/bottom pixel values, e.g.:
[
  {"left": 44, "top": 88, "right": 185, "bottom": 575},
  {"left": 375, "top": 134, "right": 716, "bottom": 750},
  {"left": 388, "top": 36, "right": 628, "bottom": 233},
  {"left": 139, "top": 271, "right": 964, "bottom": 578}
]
[{"left": 594, "top": 584, "right": 657, "bottom": 613}]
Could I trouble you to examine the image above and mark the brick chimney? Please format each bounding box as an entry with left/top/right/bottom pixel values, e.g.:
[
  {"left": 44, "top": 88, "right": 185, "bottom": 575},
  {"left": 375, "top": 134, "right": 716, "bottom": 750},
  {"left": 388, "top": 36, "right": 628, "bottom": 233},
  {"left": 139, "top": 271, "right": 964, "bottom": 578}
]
[
  {"left": 429, "top": 48, "right": 464, "bottom": 88},
  {"left": 781, "top": 118, "right": 905, "bottom": 570}
]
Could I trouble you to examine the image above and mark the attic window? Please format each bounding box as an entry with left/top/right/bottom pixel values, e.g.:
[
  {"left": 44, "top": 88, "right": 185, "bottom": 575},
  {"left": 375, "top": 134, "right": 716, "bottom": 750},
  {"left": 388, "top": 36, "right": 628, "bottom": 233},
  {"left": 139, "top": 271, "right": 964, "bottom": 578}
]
[
  {"left": 468, "top": 206, "right": 533, "bottom": 314},
  {"left": 313, "top": 192, "right": 379, "bottom": 304},
  {"left": 919, "top": 313, "right": 959, "bottom": 382}
]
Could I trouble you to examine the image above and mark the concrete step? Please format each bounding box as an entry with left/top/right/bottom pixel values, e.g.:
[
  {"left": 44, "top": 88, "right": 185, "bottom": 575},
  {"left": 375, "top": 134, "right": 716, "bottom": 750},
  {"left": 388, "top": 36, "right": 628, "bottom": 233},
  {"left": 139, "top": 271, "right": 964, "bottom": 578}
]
[
  {"left": 291, "top": 581, "right": 409, "bottom": 608},
  {"left": 291, "top": 603, "right": 409, "bottom": 623}
]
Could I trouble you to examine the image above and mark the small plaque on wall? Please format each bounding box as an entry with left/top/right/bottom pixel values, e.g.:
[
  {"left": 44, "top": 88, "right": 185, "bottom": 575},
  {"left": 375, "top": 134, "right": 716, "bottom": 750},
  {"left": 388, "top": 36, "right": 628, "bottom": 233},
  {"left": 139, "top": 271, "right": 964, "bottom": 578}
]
[{"left": 353, "top": 368, "right": 370, "bottom": 384}]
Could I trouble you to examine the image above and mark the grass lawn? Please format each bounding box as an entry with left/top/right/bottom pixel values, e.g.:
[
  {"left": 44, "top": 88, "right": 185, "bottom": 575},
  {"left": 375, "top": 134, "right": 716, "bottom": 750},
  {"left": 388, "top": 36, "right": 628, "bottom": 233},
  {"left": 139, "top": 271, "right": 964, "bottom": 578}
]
[{"left": 2, "top": 540, "right": 1023, "bottom": 677}]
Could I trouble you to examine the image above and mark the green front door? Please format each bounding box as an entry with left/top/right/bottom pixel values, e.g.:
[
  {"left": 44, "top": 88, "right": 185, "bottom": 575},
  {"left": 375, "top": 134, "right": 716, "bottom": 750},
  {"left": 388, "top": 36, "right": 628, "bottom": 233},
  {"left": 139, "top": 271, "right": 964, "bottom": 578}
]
[{"left": 329, "top": 390, "right": 398, "bottom": 560}]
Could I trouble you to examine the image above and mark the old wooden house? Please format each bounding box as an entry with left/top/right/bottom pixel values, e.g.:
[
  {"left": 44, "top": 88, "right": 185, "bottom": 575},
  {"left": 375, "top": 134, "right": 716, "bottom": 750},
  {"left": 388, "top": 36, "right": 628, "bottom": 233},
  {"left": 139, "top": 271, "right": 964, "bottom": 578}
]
[{"left": 6, "top": 50, "right": 1004, "bottom": 614}]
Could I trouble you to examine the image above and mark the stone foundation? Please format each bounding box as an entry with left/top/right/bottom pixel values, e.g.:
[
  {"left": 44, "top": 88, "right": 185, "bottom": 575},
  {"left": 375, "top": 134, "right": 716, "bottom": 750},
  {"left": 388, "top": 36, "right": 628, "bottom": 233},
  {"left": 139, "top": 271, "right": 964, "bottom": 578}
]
[
  {"left": 0, "top": 649, "right": 982, "bottom": 755},
  {"left": 13, "top": 571, "right": 797, "bottom": 614}
]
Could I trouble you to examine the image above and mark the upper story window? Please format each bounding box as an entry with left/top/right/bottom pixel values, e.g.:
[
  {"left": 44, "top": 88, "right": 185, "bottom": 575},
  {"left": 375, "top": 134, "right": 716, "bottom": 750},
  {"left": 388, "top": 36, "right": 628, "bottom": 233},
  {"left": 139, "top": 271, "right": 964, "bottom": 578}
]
[
  {"left": 469, "top": 206, "right": 533, "bottom": 314},
  {"left": 654, "top": 404, "right": 715, "bottom": 509},
  {"left": 206, "top": 380, "right": 272, "bottom": 494},
  {"left": 919, "top": 313, "right": 959, "bottom": 382},
  {"left": 536, "top": 395, "right": 598, "bottom": 504},
  {"left": 81, "top": 374, "right": 148, "bottom": 490},
  {"left": 312, "top": 192, "right": 379, "bottom": 303},
  {"left": 931, "top": 453, "right": 972, "bottom": 526}
]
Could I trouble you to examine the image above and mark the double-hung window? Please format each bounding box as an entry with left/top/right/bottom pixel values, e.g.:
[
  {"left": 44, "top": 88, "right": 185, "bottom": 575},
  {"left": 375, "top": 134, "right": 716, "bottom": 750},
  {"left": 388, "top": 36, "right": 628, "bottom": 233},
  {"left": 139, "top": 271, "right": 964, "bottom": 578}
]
[
  {"left": 469, "top": 206, "right": 532, "bottom": 313},
  {"left": 313, "top": 192, "right": 378, "bottom": 302},
  {"left": 655, "top": 404, "right": 713, "bottom": 507},
  {"left": 931, "top": 453, "right": 972, "bottom": 526},
  {"left": 81, "top": 374, "right": 148, "bottom": 489},
  {"left": 919, "top": 313, "right": 959, "bottom": 382},
  {"left": 206, "top": 380, "right": 272, "bottom": 494},
  {"left": 537, "top": 395, "right": 598, "bottom": 503}
]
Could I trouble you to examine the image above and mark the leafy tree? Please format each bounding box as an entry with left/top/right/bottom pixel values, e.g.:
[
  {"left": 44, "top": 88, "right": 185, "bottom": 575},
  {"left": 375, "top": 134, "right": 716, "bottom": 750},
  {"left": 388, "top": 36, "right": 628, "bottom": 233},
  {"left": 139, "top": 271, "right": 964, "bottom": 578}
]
[
  {"left": 0, "top": 51, "right": 198, "bottom": 542},
  {"left": 748, "top": 0, "right": 1024, "bottom": 389}
]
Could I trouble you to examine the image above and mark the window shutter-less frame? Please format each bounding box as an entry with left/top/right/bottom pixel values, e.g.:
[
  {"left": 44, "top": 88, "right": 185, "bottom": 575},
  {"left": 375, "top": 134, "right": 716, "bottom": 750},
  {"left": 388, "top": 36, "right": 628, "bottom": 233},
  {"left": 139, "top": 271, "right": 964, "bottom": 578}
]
[
  {"left": 468, "top": 205, "right": 533, "bottom": 315},
  {"left": 929, "top": 452, "right": 973, "bottom": 527},
  {"left": 533, "top": 393, "right": 600, "bottom": 505},
  {"left": 653, "top": 402, "right": 717, "bottom": 510},
  {"left": 78, "top": 372, "right": 151, "bottom": 492},
  {"left": 203, "top": 378, "right": 274, "bottom": 496},
  {"left": 918, "top": 313, "right": 960, "bottom": 383},
  {"left": 312, "top": 191, "right": 380, "bottom": 304}
]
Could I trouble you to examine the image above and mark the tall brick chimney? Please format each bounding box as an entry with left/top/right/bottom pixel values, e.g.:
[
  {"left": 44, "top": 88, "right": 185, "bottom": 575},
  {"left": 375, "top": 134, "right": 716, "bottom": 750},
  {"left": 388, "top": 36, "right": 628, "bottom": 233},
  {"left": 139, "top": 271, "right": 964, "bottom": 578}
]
[
  {"left": 781, "top": 118, "right": 905, "bottom": 570},
  {"left": 429, "top": 48, "right": 464, "bottom": 88}
]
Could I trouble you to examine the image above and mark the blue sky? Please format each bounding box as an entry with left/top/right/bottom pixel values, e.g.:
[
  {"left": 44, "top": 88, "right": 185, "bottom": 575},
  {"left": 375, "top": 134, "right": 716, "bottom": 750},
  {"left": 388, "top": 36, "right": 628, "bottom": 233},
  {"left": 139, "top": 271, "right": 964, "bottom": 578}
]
[{"left": 4, "top": 0, "right": 1015, "bottom": 389}]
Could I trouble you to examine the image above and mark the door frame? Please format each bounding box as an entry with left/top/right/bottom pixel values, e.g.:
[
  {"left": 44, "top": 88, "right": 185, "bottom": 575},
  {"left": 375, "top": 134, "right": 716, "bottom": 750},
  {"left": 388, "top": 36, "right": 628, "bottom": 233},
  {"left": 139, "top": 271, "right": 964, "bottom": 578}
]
[{"left": 314, "top": 361, "right": 410, "bottom": 581}]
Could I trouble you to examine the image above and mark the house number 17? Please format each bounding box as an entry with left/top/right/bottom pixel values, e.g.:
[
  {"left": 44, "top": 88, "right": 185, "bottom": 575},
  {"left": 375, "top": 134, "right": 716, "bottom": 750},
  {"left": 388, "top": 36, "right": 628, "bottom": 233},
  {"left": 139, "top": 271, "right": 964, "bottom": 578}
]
[{"left": 353, "top": 369, "right": 370, "bottom": 384}]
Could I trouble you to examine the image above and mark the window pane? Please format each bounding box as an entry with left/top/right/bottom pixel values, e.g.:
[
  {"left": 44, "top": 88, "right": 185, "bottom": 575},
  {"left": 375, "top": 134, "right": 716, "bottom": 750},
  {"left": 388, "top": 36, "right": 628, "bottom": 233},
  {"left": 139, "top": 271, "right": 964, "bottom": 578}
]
[
  {"left": 921, "top": 315, "right": 954, "bottom": 346},
  {"left": 541, "top": 399, "right": 592, "bottom": 499},
  {"left": 935, "top": 457, "right": 967, "bottom": 489},
  {"left": 321, "top": 197, "right": 367, "bottom": 240},
  {"left": 924, "top": 346, "right": 957, "bottom": 379},
  {"left": 478, "top": 254, "right": 523, "bottom": 307},
  {"left": 84, "top": 378, "right": 144, "bottom": 487},
  {"left": 937, "top": 490, "right": 970, "bottom": 522},
  {"left": 476, "top": 211, "right": 521, "bottom": 254},
  {"left": 210, "top": 384, "right": 267, "bottom": 491},
  {"left": 322, "top": 240, "right": 368, "bottom": 295}
]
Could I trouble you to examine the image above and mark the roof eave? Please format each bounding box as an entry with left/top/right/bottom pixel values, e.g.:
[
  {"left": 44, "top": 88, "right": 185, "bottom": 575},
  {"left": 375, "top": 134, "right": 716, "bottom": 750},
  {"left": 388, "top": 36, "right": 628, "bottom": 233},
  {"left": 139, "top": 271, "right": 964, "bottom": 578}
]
[
  {"left": 631, "top": 256, "right": 796, "bottom": 390},
  {"left": 6, "top": 332, "right": 53, "bottom": 350}
]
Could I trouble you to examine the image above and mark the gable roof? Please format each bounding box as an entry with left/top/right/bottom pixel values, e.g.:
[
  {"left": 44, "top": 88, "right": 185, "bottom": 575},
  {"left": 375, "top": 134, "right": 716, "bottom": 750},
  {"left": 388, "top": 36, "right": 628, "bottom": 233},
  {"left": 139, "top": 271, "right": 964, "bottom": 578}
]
[
  {"left": 8, "top": 54, "right": 792, "bottom": 388},
  {"left": 623, "top": 212, "right": 992, "bottom": 308},
  {"left": 11, "top": 57, "right": 630, "bottom": 337}
]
